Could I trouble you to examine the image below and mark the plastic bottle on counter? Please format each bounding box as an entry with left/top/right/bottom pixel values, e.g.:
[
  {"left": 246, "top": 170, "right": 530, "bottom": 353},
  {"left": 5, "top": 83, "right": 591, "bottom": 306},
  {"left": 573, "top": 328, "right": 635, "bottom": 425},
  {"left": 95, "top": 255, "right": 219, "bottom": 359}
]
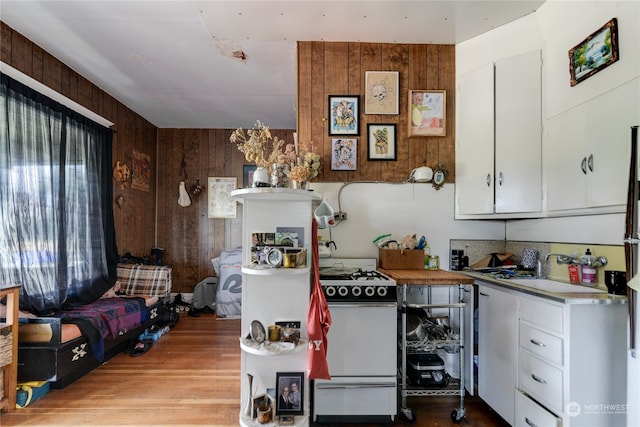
[
  {"left": 581, "top": 248, "right": 597, "bottom": 284},
  {"left": 424, "top": 245, "right": 431, "bottom": 270}
]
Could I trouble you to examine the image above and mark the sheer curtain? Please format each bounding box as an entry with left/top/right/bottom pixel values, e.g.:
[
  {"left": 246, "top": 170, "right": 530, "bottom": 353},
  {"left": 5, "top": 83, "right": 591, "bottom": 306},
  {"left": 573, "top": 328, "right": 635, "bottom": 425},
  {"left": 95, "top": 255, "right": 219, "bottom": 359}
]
[{"left": 0, "top": 73, "right": 118, "bottom": 314}]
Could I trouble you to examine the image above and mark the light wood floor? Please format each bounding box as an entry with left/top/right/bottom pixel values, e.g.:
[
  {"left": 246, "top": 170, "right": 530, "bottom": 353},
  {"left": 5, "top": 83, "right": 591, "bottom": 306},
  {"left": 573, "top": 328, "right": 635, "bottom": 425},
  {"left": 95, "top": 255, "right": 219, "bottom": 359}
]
[{"left": 1, "top": 313, "right": 508, "bottom": 426}]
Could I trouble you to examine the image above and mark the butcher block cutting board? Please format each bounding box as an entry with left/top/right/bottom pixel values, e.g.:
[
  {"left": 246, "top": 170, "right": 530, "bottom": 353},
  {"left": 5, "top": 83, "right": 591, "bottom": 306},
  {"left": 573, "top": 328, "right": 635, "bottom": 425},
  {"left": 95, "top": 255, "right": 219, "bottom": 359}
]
[{"left": 378, "top": 269, "right": 474, "bottom": 285}]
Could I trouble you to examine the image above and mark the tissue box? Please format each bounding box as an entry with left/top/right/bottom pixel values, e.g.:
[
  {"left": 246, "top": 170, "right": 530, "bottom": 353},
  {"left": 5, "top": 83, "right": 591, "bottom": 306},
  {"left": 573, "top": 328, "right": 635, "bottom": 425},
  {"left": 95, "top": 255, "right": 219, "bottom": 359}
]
[{"left": 379, "top": 249, "right": 424, "bottom": 270}]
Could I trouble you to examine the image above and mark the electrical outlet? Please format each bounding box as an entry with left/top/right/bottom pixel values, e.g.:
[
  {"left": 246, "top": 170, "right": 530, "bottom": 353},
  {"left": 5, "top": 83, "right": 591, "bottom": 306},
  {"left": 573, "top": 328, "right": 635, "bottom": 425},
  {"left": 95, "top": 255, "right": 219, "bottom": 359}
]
[{"left": 334, "top": 212, "right": 347, "bottom": 221}]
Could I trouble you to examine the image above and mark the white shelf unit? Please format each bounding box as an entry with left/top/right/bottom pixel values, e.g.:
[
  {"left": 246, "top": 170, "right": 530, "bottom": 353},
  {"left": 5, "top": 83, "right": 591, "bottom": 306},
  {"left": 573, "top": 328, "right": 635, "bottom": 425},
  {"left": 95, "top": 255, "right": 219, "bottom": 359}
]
[{"left": 232, "top": 188, "right": 321, "bottom": 427}]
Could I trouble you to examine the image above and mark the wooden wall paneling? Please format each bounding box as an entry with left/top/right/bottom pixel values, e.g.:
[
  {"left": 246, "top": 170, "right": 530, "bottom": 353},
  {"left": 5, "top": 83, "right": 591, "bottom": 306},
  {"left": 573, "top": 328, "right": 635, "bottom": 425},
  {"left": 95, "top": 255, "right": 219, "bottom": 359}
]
[
  {"left": 296, "top": 42, "right": 312, "bottom": 164},
  {"left": 0, "top": 23, "right": 12, "bottom": 63},
  {"left": 211, "top": 129, "right": 228, "bottom": 265},
  {"left": 196, "top": 129, "right": 211, "bottom": 280},
  {"left": 323, "top": 42, "right": 350, "bottom": 182},
  {"left": 359, "top": 43, "right": 382, "bottom": 180},
  {"left": 9, "top": 30, "right": 31, "bottom": 76},
  {"left": 156, "top": 129, "right": 168, "bottom": 267},
  {"left": 438, "top": 45, "right": 456, "bottom": 181},
  {"left": 309, "top": 42, "right": 325, "bottom": 180},
  {"left": 408, "top": 45, "right": 428, "bottom": 171},
  {"left": 345, "top": 42, "right": 362, "bottom": 182},
  {"left": 60, "top": 59, "right": 71, "bottom": 100},
  {"left": 381, "top": 43, "right": 408, "bottom": 182},
  {"left": 30, "top": 45, "right": 44, "bottom": 82},
  {"left": 423, "top": 45, "right": 441, "bottom": 171}
]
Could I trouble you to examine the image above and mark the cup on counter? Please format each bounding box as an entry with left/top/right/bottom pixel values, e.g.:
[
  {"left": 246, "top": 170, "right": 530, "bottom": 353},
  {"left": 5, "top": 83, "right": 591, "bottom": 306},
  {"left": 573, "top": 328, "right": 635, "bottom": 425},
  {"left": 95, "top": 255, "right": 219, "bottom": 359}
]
[
  {"left": 605, "top": 270, "right": 627, "bottom": 295},
  {"left": 521, "top": 248, "right": 539, "bottom": 270}
]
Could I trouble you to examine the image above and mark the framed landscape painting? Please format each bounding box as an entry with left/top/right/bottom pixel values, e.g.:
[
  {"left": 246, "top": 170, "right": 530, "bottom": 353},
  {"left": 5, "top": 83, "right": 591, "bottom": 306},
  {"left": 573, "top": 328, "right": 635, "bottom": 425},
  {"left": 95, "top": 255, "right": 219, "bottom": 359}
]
[{"left": 569, "top": 18, "right": 619, "bottom": 87}]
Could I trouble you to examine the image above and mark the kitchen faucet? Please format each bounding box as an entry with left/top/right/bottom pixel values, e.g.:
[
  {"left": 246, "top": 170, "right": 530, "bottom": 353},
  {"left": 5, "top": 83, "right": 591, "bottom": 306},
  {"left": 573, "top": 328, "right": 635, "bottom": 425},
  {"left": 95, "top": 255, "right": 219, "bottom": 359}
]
[{"left": 544, "top": 253, "right": 608, "bottom": 267}]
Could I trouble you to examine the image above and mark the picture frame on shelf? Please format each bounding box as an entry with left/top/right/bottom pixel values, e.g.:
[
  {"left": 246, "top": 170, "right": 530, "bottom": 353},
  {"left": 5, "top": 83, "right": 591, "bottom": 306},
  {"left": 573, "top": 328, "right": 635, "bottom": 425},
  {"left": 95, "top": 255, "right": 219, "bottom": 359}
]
[
  {"left": 328, "top": 95, "right": 360, "bottom": 136},
  {"left": 275, "top": 372, "right": 304, "bottom": 416},
  {"left": 569, "top": 18, "right": 619, "bottom": 87},
  {"left": 243, "top": 165, "right": 257, "bottom": 188},
  {"left": 408, "top": 89, "right": 446, "bottom": 137},
  {"left": 432, "top": 164, "right": 449, "bottom": 190},
  {"left": 364, "top": 71, "right": 399, "bottom": 115},
  {"left": 207, "top": 177, "right": 237, "bottom": 218},
  {"left": 331, "top": 138, "right": 357, "bottom": 170},
  {"left": 367, "top": 124, "right": 397, "bottom": 161}
]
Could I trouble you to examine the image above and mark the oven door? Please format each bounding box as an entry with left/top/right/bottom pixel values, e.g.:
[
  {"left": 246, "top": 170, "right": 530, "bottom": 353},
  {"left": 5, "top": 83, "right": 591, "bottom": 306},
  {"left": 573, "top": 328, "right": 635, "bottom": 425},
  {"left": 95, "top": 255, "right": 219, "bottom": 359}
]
[
  {"left": 313, "top": 376, "right": 397, "bottom": 422},
  {"left": 326, "top": 302, "right": 397, "bottom": 376}
]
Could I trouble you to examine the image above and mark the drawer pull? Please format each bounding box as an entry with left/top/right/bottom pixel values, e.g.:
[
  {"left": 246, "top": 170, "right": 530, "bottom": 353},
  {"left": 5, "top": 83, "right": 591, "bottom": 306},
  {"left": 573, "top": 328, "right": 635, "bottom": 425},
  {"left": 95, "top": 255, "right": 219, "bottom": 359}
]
[
  {"left": 525, "top": 417, "right": 538, "bottom": 427},
  {"left": 530, "top": 339, "right": 546, "bottom": 347},
  {"left": 531, "top": 373, "right": 547, "bottom": 384}
]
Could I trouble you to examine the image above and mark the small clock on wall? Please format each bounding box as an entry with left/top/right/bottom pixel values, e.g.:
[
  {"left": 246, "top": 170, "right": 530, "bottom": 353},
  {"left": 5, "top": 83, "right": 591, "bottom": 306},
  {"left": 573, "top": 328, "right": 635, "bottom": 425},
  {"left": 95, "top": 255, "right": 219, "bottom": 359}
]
[{"left": 432, "top": 164, "right": 448, "bottom": 190}]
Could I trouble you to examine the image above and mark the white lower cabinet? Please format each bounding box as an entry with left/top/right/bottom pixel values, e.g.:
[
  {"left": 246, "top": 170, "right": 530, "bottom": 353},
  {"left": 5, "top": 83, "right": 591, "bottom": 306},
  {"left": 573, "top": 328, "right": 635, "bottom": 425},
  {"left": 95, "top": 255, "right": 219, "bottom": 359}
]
[
  {"left": 517, "top": 294, "right": 627, "bottom": 427},
  {"left": 478, "top": 281, "right": 627, "bottom": 427},
  {"left": 478, "top": 283, "right": 518, "bottom": 425}
]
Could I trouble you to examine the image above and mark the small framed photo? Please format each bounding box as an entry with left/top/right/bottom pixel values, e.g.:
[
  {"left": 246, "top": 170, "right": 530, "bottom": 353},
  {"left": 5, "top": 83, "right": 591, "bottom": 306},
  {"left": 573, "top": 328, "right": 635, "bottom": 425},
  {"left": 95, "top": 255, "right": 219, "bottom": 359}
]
[
  {"left": 367, "top": 124, "right": 397, "bottom": 161},
  {"left": 569, "top": 18, "right": 619, "bottom": 87},
  {"left": 243, "top": 165, "right": 257, "bottom": 188},
  {"left": 408, "top": 90, "right": 446, "bottom": 137},
  {"left": 207, "top": 177, "right": 237, "bottom": 218},
  {"left": 276, "top": 372, "right": 304, "bottom": 416},
  {"left": 328, "top": 95, "right": 360, "bottom": 136},
  {"left": 365, "top": 71, "right": 399, "bottom": 115},
  {"left": 432, "top": 164, "right": 449, "bottom": 190},
  {"left": 331, "top": 138, "right": 357, "bottom": 170}
]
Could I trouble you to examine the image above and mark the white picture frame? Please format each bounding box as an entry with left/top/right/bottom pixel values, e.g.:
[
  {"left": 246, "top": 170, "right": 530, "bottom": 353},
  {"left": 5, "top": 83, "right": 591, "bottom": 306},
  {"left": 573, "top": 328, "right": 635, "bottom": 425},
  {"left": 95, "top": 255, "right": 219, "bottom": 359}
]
[{"left": 208, "top": 177, "right": 237, "bottom": 218}]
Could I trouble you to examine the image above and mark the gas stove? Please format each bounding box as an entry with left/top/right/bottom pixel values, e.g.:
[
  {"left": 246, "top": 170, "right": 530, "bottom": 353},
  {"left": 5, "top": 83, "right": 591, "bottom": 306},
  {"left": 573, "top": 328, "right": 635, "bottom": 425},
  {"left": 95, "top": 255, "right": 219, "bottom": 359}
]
[{"left": 318, "top": 258, "right": 397, "bottom": 302}]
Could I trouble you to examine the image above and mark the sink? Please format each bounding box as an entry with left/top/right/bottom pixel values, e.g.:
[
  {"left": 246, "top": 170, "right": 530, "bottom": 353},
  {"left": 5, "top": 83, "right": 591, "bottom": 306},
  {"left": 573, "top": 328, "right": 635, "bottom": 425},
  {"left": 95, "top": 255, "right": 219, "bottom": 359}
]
[{"left": 509, "top": 278, "right": 606, "bottom": 294}]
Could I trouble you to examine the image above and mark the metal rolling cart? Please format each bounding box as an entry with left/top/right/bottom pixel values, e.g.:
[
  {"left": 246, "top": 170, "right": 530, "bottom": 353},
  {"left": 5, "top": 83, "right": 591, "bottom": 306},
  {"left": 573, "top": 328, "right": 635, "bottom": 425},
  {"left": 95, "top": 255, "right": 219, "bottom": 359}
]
[{"left": 378, "top": 269, "right": 474, "bottom": 424}]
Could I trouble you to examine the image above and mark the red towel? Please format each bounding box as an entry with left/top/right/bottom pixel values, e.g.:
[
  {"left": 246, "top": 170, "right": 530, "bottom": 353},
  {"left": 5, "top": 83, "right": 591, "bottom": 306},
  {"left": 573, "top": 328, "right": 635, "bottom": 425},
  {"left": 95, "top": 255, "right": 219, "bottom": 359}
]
[{"left": 307, "top": 218, "right": 332, "bottom": 380}]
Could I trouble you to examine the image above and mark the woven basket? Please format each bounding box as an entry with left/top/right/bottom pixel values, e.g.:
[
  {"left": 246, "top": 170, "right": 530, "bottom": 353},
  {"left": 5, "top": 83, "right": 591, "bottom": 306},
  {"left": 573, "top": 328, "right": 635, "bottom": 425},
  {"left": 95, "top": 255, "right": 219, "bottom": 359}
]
[
  {"left": 0, "top": 330, "right": 12, "bottom": 368},
  {"left": 0, "top": 369, "right": 4, "bottom": 400}
]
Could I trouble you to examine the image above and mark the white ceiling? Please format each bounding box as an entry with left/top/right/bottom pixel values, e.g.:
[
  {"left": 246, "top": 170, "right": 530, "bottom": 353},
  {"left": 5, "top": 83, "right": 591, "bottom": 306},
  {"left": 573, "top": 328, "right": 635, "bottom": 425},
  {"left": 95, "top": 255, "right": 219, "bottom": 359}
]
[{"left": 0, "top": 1, "right": 545, "bottom": 129}]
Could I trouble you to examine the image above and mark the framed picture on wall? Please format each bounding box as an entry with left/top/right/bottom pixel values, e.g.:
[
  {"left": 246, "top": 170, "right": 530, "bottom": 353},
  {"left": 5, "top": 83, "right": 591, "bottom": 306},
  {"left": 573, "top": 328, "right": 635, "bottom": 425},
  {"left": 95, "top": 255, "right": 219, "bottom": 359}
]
[
  {"left": 408, "top": 90, "right": 446, "bottom": 137},
  {"left": 568, "top": 18, "right": 619, "bottom": 87},
  {"left": 331, "top": 138, "right": 357, "bottom": 170},
  {"left": 207, "top": 177, "right": 237, "bottom": 218},
  {"left": 367, "top": 124, "right": 396, "bottom": 161},
  {"left": 328, "top": 95, "right": 360, "bottom": 136},
  {"left": 364, "top": 71, "right": 399, "bottom": 115}
]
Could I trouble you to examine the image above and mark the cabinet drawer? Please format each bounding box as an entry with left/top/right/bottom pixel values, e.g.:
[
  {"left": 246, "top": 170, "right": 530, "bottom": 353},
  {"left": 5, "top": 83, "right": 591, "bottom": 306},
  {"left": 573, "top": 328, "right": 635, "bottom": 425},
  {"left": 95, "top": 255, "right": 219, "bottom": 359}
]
[
  {"left": 515, "top": 389, "right": 561, "bottom": 427},
  {"left": 520, "top": 297, "right": 563, "bottom": 334},
  {"left": 520, "top": 351, "right": 563, "bottom": 413},
  {"left": 520, "top": 323, "right": 563, "bottom": 366}
]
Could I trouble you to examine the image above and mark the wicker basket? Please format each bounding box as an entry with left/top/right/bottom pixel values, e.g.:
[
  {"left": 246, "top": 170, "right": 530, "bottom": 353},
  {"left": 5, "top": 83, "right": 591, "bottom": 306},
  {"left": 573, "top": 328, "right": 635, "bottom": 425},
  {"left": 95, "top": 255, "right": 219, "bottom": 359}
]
[
  {"left": 0, "top": 330, "right": 12, "bottom": 368},
  {"left": 0, "top": 369, "right": 4, "bottom": 400}
]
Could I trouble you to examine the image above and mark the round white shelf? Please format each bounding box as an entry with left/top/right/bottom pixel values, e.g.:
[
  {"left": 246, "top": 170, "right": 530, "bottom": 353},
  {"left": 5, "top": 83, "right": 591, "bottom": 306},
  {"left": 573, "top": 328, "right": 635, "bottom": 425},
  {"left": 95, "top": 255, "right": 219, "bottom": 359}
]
[
  {"left": 231, "top": 187, "right": 321, "bottom": 202},
  {"left": 240, "top": 413, "right": 308, "bottom": 427},
  {"left": 240, "top": 337, "right": 307, "bottom": 356},
  {"left": 242, "top": 265, "right": 310, "bottom": 276}
]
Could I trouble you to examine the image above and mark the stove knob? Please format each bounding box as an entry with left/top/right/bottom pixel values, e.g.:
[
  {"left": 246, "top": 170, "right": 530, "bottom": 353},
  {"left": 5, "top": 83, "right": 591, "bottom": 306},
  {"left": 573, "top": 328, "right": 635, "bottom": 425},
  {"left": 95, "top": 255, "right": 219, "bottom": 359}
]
[
  {"left": 325, "top": 286, "right": 336, "bottom": 297},
  {"left": 377, "top": 286, "right": 388, "bottom": 297},
  {"left": 364, "top": 286, "right": 375, "bottom": 297},
  {"left": 338, "top": 286, "right": 349, "bottom": 297},
  {"left": 352, "top": 286, "right": 362, "bottom": 297}
]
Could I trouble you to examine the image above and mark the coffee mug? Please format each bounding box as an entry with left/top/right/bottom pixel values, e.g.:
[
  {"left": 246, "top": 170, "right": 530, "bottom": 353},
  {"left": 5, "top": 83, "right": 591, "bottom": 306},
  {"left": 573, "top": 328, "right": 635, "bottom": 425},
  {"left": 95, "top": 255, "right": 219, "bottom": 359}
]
[
  {"left": 605, "top": 270, "right": 627, "bottom": 295},
  {"left": 257, "top": 405, "right": 271, "bottom": 423},
  {"left": 522, "top": 248, "right": 539, "bottom": 270}
]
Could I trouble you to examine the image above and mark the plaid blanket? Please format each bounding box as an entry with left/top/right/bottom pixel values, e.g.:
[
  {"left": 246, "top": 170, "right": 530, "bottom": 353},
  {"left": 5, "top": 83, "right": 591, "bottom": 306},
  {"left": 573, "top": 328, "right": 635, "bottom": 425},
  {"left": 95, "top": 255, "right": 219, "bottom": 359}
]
[
  {"left": 59, "top": 297, "right": 147, "bottom": 361},
  {"left": 117, "top": 263, "right": 172, "bottom": 297}
]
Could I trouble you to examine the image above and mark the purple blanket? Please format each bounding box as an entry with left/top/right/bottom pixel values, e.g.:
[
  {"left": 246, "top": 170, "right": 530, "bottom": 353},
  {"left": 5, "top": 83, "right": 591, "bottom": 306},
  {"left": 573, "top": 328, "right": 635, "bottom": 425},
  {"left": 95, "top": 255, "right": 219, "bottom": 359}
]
[{"left": 60, "top": 297, "right": 146, "bottom": 340}]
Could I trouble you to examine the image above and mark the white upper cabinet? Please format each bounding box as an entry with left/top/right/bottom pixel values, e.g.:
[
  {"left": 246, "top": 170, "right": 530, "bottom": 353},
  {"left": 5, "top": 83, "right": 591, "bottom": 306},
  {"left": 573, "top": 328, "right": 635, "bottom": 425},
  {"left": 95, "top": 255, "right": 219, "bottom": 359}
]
[
  {"left": 546, "top": 77, "right": 639, "bottom": 212},
  {"left": 456, "top": 50, "right": 542, "bottom": 217}
]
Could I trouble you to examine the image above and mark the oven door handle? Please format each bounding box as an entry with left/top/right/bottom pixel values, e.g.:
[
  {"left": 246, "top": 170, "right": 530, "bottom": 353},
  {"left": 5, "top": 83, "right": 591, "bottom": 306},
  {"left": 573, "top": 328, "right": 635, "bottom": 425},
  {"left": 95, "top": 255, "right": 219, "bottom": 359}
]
[
  {"left": 327, "top": 302, "right": 397, "bottom": 308},
  {"left": 315, "top": 382, "right": 397, "bottom": 390}
]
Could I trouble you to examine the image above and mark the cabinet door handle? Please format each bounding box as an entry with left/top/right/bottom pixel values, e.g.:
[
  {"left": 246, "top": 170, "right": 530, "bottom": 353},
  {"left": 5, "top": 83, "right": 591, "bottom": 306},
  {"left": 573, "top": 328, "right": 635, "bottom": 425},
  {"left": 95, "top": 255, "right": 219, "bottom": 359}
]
[
  {"left": 525, "top": 417, "right": 538, "bottom": 427},
  {"left": 498, "top": 172, "right": 503, "bottom": 186},
  {"left": 531, "top": 373, "right": 547, "bottom": 384},
  {"left": 530, "top": 339, "right": 546, "bottom": 347},
  {"left": 479, "top": 292, "right": 489, "bottom": 297},
  {"left": 463, "top": 288, "right": 471, "bottom": 293},
  {"left": 581, "top": 157, "right": 587, "bottom": 174},
  {"left": 486, "top": 173, "right": 491, "bottom": 187},
  {"left": 588, "top": 154, "right": 594, "bottom": 172}
]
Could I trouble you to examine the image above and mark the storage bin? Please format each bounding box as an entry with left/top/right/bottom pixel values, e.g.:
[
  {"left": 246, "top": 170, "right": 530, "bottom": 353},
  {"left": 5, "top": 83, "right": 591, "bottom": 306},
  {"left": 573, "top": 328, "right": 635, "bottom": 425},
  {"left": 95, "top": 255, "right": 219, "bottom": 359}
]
[
  {"left": 379, "top": 249, "right": 424, "bottom": 270},
  {"left": 0, "top": 330, "right": 12, "bottom": 367}
]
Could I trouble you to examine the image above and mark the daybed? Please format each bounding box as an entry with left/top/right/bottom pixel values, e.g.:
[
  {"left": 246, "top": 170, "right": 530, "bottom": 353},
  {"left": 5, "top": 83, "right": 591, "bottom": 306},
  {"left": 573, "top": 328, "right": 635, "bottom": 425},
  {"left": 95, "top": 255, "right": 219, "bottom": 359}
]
[{"left": 16, "top": 263, "right": 171, "bottom": 389}]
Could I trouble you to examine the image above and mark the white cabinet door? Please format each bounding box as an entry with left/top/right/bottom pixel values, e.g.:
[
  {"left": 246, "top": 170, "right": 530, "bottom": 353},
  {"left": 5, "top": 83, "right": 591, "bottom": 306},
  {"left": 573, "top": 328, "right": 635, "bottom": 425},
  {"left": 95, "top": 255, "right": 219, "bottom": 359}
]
[
  {"left": 546, "top": 77, "right": 639, "bottom": 211},
  {"left": 494, "top": 50, "right": 542, "bottom": 213},
  {"left": 478, "top": 283, "right": 518, "bottom": 425},
  {"left": 456, "top": 63, "right": 495, "bottom": 215}
]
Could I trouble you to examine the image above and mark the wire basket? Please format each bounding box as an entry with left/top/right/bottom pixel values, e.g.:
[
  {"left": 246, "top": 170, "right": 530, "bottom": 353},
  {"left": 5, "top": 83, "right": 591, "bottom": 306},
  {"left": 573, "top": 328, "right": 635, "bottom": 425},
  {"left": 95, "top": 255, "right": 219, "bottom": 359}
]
[{"left": 0, "top": 330, "right": 13, "bottom": 368}]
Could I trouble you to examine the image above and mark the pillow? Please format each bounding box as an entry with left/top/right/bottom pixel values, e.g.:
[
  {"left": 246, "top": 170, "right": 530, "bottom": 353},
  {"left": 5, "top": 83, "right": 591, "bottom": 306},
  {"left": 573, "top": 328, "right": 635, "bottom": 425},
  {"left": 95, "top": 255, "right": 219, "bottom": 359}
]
[{"left": 214, "top": 249, "right": 243, "bottom": 317}]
